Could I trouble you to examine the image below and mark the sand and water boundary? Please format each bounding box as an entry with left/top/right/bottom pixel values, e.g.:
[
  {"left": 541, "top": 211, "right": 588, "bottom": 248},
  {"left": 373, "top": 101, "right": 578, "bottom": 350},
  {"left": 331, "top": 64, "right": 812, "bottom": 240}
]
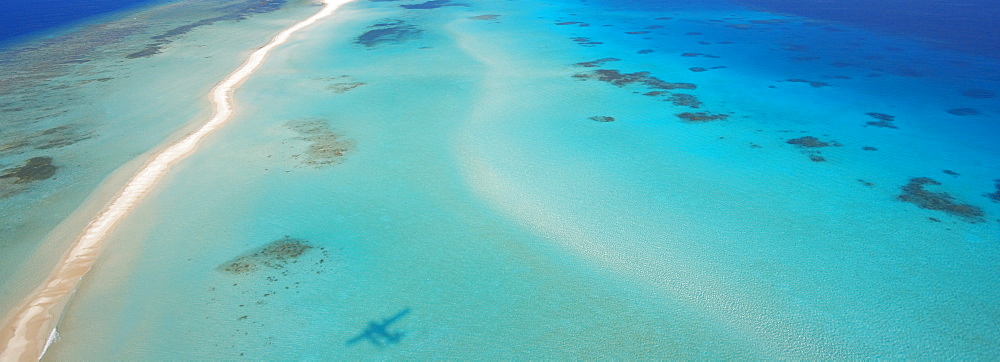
[{"left": 0, "top": 0, "right": 353, "bottom": 359}]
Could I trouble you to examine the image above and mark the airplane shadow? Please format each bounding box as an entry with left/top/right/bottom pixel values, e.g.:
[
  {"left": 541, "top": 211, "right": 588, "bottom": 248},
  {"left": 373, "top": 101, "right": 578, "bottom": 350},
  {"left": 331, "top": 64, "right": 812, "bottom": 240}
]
[{"left": 346, "top": 308, "right": 412, "bottom": 347}]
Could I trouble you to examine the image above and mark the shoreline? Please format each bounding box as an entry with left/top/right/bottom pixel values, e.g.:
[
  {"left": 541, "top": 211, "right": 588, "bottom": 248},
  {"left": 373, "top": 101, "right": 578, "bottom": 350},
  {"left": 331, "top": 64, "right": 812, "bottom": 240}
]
[{"left": 0, "top": 0, "right": 353, "bottom": 359}]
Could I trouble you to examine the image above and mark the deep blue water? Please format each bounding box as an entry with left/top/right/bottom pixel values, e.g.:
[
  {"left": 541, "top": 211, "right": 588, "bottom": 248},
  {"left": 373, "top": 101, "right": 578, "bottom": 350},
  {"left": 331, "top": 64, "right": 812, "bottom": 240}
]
[
  {"left": 728, "top": 0, "right": 1000, "bottom": 58},
  {"left": 4, "top": 0, "right": 998, "bottom": 58},
  {"left": 603, "top": 0, "right": 1000, "bottom": 59},
  {"left": 0, "top": 0, "right": 160, "bottom": 44}
]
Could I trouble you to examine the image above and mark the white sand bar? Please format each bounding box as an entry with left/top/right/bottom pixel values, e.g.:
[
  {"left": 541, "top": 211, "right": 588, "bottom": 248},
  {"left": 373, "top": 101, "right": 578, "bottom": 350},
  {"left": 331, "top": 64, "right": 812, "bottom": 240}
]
[{"left": 0, "top": 0, "right": 353, "bottom": 359}]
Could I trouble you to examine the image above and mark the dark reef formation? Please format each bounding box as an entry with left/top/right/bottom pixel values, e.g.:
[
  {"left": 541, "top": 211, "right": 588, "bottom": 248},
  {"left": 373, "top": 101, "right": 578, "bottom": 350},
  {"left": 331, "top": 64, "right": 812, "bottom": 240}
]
[
  {"left": 786, "top": 136, "right": 832, "bottom": 148},
  {"left": 676, "top": 112, "right": 728, "bottom": 123},
  {"left": 571, "top": 63, "right": 730, "bottom": 123},
  {"left": 572, "top": 69, "right": 696, "bottom": 90},
  {"left": 574, "top": 58, "right": 620, "bottom": 68},
  {"left": 470, "top": 14, "right": 500, "bottom": 21},
  {"left": 689, "top": 66, "right": 726, "bottom": 72},
  {"left": 127, "top": 0, "right": 288, "bottom": 59},
  {"left": 667, "top": 94, "right": 702, "bottom": 108},
  {"left": 209, "top": 235, "right": 336, "bottom": 356},
  {"left": 681, "top": 53, "right": 720, "bottom": 58},
  {"left": 751, "top": 19, "right": 791, "bottom": 25},
  {"left": 864, "top": 112, "right": 898, "bottom": 129},
  {"left": 356, "top": 20, "right": 423, "bottom": 47},
  {"left": 328, "top": 82, "right": 366, "bottom": 93},
  {"left": 946, "top": 108, "right": 979, "bottom": 116},
  {"left": 785, "top": 79, "right": 830, "bottom": 88},
  {"left": 786, "top": 136, "right": 840, "bottom": 162},
  {"left": 1, "top": 157, "right": 56, "bottom": 184},
  {"left": 401, "top": 0, "right": 468, "bottom": 9},
  {"left": 898, "top": 177, "right": 985, "bottom": 222},
  {"left": 571, "top": 37, "right": 603, "bottom": 47},
  {"left": 985, "top": 179, "right": 1000, "bottom": 203},
  {"left": 589, "top": 116, "right": 615, "bottom": 122},
  {"left": 0, "top": 125, "right": 93, "bottom": 156},
  {"left": 285, "top": 119, "right": 353, "bottom": 166},
  {"left": 1, "top": 156, "right": 58, "bottom": 197},
  {"left": 219, "top": 236, "right": 313, "bottom": 274}
]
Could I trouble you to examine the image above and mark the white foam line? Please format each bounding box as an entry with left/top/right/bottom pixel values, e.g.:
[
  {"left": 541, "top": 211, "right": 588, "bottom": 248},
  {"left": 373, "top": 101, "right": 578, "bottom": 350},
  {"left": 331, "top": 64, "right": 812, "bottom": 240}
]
[{"left": 0, "top": 0, "right": 352, "bottom": 360}]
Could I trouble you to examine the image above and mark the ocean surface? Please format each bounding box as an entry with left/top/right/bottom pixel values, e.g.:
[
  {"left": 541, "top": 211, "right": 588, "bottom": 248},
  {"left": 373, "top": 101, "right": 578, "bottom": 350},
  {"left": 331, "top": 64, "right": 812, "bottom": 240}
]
[
  {"left": 0, "top": 0, "right": 161, "bottom": 46},
  {"left": 1, "top": 0, "right": 998, "bottom": 358}
]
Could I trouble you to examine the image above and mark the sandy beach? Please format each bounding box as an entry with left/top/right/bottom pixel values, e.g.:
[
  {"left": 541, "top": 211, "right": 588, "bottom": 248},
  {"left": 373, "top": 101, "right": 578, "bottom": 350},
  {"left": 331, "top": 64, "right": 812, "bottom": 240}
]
[{"left": 0, "top": 0, "right": 353, "bottom": 359}]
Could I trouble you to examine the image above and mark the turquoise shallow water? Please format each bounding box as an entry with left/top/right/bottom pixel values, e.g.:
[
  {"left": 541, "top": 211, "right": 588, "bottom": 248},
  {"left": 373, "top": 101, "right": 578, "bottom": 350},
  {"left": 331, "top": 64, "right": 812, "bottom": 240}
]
[
  {"left": 2, "top": 0, "right": 999, "bottom": 358},
  {"left": 0, "top": 0, "right": 324, "bottom": 320}
]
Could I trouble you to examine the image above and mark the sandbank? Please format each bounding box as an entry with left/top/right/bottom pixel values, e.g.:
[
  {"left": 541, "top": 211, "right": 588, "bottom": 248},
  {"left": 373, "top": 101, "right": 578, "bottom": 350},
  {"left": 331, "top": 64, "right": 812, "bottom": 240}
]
[{"left": 0, "top": 0, "right": 354, "bottom": 359}]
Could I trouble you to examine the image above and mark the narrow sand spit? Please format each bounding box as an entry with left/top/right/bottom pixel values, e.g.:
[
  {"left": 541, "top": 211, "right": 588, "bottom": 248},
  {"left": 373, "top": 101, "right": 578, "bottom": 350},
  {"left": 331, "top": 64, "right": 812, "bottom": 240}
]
[{"left": 0, "top": 0, "right": 353, "bottom": 359}]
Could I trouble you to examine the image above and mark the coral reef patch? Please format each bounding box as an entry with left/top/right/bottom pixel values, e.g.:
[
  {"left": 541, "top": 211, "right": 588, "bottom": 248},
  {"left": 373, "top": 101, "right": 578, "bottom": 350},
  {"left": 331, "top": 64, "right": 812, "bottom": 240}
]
[
  {"left": 690, "top": 66, "right": 726, "bottom": 72},
  {"left": 785, "top": 136, "right": 840, "bottom": 162},
  {"left": 328, "top": 82, "right": 365, "bottom": 93},
  {"left": 218, "top": 236, "right": 314, "bottom": 274},
  {"left": 571, "top": 63, "right": 730, "bottom": 121},
  {"left": 571, "top": 37, "right": 603, "bottom": 47},
  {"left": 573, "top": 69, "right": 696, "bottom": 90},
  {"left": 1, "top": 157, "right": 56, "bottom": 184},
  {"left": 0, "top": 124, "right": 93, "bottom": 156},
  {"left": 946, "top": 108, "right": 979, "bottom": 116},
  {"left": 681, "top": 52, "right": 720, "bottom": 58},
  {"left": 864, "top": 112, "right": 898, "bottom": 129},
  {"left": 356, "top": 20, "right": 422, "bottom": 47},
  {"left": 786, "top": 136, "right": 833, "bottom": 148},
  {"left": 898, "top": 177, "right": 986, "bottom": 222},
  {"left": 285, "top": 119, "right": 354, "bottom": 167},
  {"left": 208, "top": 235, "right": 336, "bottom": 356},
  {"left": 470, "top": 14, "right": 500, "bottom": 21},
  {"left": 667, "top": 93, "right": 702, "bottom": 108},
  {"left": 574, "top": 58, "right": 620, "bottom": 68},
  {"left": 401, "top": 0, "right": 468, "bottom": 9},
  {"left": 785, "top": 79, "right": 830, "bottom": 88},
  {"left": 676, "top": 112, "right": 728, "bottom": 123},
  {"left": 314, "top": 76, "right": 365, "bottom": 93},
  {"left": 985, "top": 179, "right": 1000, "bottom": 203}
]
